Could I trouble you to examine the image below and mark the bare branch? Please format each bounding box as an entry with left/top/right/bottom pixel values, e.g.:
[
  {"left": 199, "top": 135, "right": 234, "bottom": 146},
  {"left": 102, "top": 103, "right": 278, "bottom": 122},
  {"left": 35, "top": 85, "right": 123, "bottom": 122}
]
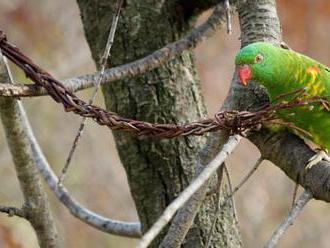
[
  {"left": 204, "top": 165, "right": 224, "bottom": 248},
  {"left": 160, "top": 133, "right": 235, "bottom": 248},
  {"left": 59, "top": 0, "right": 123, "bottom": 184},
  {"left": 137, "top": 135, "right": 241, "bottom": 248},
  {"left": 0, "top": 53, "right": 59, "bottom": 247},
  {"left": 21, "top": 106, "right": 142, "bottom": 238},
  {"left": 206, "top": 157, "right": 263, "bottom": 215},
  {"left": 231, "top": 156, "right": 263, "bottom": 196},
  {"left": 160, "top": 1, "right": 282, "bottom": 246},
  {"left": 263, "top": 190, "right": 313, "bottom": 248},
  {"left": 0, "top": 205, "right": 25, "bottom": 218},
  {"left": 205, "top": 162, "right": 238, "bottom": 248},
  {"left": 251, "top": 129, "right": 330, "bottom": 202},
  {"left": 0, "top": 41, "right": 141, "bottom": 239},
  {"left": 224, "top": 0, "right": 232, "bottom": 34},
  {"left": 291, "top": 181, "right": 299, "bottom": 207},
  {"left": 0, "top": 3, "right": 227, "bottom": 97},
  {"left": 223, "top": 163, "right": 238, "bottom": 223}
]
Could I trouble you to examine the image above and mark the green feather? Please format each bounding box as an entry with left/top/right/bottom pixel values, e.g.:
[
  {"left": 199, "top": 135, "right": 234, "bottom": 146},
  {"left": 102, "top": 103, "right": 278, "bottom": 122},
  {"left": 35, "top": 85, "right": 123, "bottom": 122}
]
[{"left": 235, "top": 42, "right": 330, "bottom": 150}]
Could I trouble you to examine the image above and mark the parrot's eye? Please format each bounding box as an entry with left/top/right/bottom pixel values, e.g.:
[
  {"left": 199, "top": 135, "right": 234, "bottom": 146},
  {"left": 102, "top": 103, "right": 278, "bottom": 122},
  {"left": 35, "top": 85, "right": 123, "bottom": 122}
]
[{"left": 254, "top": 54, "right": 264, "bottom": 63}]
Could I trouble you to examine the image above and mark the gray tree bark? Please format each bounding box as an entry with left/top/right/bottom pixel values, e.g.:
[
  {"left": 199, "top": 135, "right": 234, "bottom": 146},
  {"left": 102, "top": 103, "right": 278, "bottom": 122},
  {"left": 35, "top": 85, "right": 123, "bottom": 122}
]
[
  {"left": 0, "top": 55, "right": 59, "bottom": 247},
  {"left": 0, "top": 0, "right": 327, "bottom": 247},
  {"left": 77, "top": 1, "right": 241, "bottom": 247},
  {"left": 160, "top": 1, "right": 282, "bottom": 246}
]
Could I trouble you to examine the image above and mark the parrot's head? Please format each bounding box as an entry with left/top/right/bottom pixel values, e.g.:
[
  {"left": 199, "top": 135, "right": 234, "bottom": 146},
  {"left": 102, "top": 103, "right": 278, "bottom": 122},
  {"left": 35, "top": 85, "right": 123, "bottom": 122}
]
[{"left": 235, "top": 42, "right": 279, "bottom": 87}]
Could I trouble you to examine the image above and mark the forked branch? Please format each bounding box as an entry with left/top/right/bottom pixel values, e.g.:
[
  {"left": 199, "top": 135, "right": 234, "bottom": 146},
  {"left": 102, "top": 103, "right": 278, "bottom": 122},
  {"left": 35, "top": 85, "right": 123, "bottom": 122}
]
[
  {"left": 24, "top": 107, "right": 142, "bottom": 238},
  {"left": 59, "top": 0, "right": 124, "bottom": 184},
  {"left": 137, "top": 135, "right": 241, "bottom": 248}
]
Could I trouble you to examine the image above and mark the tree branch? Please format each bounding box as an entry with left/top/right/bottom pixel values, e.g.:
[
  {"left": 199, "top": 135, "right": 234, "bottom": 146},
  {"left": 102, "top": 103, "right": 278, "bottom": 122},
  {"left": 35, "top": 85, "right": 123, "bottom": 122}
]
[
  {"left": 59, "top": 0, "right": 124, "bottom": 183},
  {"left": 263, "top": 190, "right": 313, "bottom": 248},
  {"left": 137, "top": 135, "right": 241, "bottom": 248},
  {"left": 0, "top": 4, "right": 227, "bottom": 98},
  {"left": 160, "top": 0, "right": 308, "bottom": 246},
  {"left": 0, "top": 54, "right": 59, "bottom": 247},
  {"left": 231, "top": 156, "right": 263, "bottom": 196},
  {"left": 161, "top": 1, "right": 330, "bottom": 247},
  {"left": 0, "top": 205, "right": 25, "bottom": 218},
  {"left": 0, "top": 51, "right": 141, "bottom": 239},
  {"left": 250, "top": 130, "right": 330, "bottom": 201},
  {"left": 160, "top": 131, "right": 243, "bottom": 248},
  {"left": 223, "top": 163, "right": 238, "bottom": 223},
  {"left": 1, "top": 1, "right": 328, "bottom": 247},
  {"left": 204, "top": 165, "right": 224, "bottom": 248},
  {"left": 22, "top": 99, "right": 142, "bottom": 238}
]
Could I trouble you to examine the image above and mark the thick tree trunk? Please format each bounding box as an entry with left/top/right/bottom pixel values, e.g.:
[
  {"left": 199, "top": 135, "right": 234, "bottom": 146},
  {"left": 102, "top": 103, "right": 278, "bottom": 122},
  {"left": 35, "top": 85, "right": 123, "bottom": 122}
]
[{"left": 77, "top": 1, "right": 241, "bottom": 247}]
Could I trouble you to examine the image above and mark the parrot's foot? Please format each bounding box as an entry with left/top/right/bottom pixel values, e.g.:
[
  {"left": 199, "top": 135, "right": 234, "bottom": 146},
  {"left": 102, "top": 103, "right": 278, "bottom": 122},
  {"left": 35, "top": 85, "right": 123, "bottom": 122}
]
[{"left": 306, "top": 148, "right": 330, "bottom": 170}]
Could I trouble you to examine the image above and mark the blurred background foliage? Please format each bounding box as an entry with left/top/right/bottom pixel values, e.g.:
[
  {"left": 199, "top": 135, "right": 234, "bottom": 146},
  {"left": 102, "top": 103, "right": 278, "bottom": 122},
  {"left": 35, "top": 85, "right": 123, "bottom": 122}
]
[{"left": 0, "top": 0, "right": 329, "bottom": 247}]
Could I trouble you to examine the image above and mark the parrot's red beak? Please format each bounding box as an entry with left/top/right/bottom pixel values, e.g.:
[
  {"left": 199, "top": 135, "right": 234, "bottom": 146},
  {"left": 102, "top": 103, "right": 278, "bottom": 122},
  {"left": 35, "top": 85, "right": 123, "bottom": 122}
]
[{"left": 238, "top": 64, "right": 252, "bottom": 86}]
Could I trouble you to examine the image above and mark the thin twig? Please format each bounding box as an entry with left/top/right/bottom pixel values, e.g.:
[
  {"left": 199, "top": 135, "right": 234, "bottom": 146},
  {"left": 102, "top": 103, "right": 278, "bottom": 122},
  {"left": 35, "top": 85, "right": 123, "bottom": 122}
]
[
  {"left": 204, "top": 165, "right": 224, "bottom": 248},
  {"left": 291, "top": 181, "right": 299, "bottom": 207},
  {"left": 224, "top": 0, "right": 232, "bottom": 34},
  {"left": 10, "top": 91, "right": 141, "bottom": 237},
  {"left": 0, "top": 205, "right": 25, "bottom": 218},
  {"left": 2, "top": 57, "right": 14, "bottom": 83},
  {"left": 159, "top": 134, "right": 229, "bottom": 248},
  {"left": 263, "top": 190, "right": 313, "bottom": 248},
  {"left": 223, "top": 163, "right": 238, "bottom": 223},
  {"left": 59, "top": 0, "right": 123, "bottom": 184},
  {"left": 0, "top": 4, "right": 228, "bottom": 98},
  {"left": 231, "top": 156, "right": 263, "bottom": 197},
  {"left": 0, "top": 52, "right": 60, "bottom": 247},
  {"left": 0, "top": 59, "right": 26, "bottom": 221},
  {"left": 217, "top": 157, "right": 263, "bottom": 214},
  {"left": 136, "top": 135, "right": 241, "bottom": 248}
]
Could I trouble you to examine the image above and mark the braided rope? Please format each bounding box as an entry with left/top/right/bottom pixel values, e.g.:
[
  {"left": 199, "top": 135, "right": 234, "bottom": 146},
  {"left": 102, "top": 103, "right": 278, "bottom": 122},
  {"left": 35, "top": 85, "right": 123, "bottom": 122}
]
[{"left": 0, "top": 30, "right": 325, "bottom": 138}]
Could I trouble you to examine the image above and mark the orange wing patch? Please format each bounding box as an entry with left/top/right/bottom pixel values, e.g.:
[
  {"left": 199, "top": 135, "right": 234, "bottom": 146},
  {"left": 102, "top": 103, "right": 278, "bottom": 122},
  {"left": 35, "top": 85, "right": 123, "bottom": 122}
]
[
  {"left": 305, "top": 65, "right": 322, "bottom": 95},
  {"left": 306, "top": 65, "right": 321, "bottom": 74}
]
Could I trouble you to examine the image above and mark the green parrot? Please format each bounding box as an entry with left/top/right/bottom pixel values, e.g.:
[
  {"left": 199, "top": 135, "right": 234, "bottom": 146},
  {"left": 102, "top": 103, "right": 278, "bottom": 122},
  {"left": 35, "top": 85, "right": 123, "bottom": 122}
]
[{"left": 235, "top": 42, "right": 330, "bottom": 168}]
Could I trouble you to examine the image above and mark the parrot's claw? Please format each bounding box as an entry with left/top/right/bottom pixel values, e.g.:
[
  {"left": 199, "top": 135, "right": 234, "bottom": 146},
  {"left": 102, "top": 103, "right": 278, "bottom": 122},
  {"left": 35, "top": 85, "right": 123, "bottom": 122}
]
[{"left": 306, "top": 149, "right": 330, "bottom": 170}]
